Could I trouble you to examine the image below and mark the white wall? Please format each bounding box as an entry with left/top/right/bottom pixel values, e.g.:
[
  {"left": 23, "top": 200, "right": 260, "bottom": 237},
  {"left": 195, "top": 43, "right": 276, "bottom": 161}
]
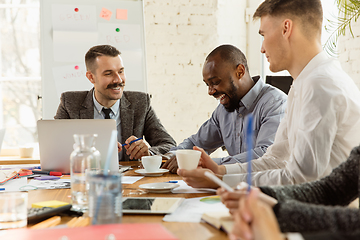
[
  {"left": 338, "top": 19, "right": 360, "bottom": 89},
  {"left": 143, "top": 0, "right": 251, "bottom": 152}
]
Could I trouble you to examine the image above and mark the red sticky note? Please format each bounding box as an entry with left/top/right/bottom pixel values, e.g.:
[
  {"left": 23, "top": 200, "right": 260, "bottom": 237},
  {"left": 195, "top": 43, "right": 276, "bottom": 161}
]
[
  {"left": 99, "top": 7, "right": 112, "bottom": 21},
  {"left": 116, "top": 9, "right": 128, "bottom": 20}
]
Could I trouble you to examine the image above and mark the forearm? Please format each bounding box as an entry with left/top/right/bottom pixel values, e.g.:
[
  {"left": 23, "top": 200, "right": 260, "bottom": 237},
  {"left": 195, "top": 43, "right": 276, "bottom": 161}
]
[
  {"left": 274, "top": 200, "right": 360, "bottom": 233},
  {"left": 219, "top": 146, "right": 267, "bottom": 165},
  {"left": 259, "top": 146, "right": 359, "bottom": 205}
]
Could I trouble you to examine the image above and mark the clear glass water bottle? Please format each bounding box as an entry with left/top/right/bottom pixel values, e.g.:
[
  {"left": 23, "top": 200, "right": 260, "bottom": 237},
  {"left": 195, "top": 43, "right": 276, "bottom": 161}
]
[{"left": 70, "top": 134, "right": 100, "bottom": 212}]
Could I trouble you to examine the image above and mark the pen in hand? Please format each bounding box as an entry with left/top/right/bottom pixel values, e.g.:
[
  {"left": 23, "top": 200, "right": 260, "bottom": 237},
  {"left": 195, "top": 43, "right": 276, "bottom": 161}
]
[{"left": 121, "top": 137, "right": 143, "bottom": 147}]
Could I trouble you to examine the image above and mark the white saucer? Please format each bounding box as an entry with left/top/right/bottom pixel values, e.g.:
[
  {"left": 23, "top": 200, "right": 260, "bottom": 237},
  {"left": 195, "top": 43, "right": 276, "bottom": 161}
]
[
  {"left": 135, "top": 169, "right": 169, "bottom": 177},
  {"left": 139, "top": 182, "right": 180, "bottom": 193}
]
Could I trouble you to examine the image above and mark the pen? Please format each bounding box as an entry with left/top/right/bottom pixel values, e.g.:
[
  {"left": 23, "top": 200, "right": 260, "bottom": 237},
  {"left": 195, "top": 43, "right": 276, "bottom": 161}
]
[
  {"left": 204, "top": 171, "right": 234, "bottom": 192},
  {"left": 165, "top": 181, "right": 178, "bottom": 183},
  {"left": 246, "top": 114, "right": 253, "bottom": 193},
  {"left": 121, "top": 137, "right": 143, "bottom": 147}
]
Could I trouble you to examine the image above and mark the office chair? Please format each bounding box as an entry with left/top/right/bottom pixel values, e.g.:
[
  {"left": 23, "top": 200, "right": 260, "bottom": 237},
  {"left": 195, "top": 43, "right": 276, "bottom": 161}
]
[{"left": 265, "top": 75, "right": 293, "bottom": 95}]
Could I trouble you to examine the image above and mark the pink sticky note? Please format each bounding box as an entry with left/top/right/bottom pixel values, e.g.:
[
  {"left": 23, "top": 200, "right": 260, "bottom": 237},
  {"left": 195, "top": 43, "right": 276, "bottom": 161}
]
[
  {"left": 116, "top": 9, "right": 128, "bottom": 20},
  {"left": 100, "top": 7, "right": 112, "bottom": 21}
]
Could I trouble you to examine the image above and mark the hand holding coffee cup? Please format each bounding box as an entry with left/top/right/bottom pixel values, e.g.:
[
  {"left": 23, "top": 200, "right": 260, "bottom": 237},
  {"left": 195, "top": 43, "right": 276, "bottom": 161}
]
[
  {"left": 176, "top": 149, "right": 201, "bottom": 170},
  {"left": 141, "top": 155, "right": 162, "bottom": 172}
]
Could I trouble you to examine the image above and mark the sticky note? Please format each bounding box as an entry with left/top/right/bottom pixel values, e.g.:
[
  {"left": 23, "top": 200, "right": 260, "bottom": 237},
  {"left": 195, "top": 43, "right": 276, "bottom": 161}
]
[
  {"left": 99, "top": 7, "right": 112, "bottom": 21},
  {"left": 116, "top": 9, "right": 128, "bottom": 20},
  {"left": 32, "top": 200, "right": 69, "bottom": 209}
]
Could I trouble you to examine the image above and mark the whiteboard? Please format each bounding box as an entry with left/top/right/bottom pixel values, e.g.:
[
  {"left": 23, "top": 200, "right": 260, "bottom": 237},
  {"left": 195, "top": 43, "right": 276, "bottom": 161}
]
[{"left": 40, "top": 0, "right": 147, "bottom": 119}]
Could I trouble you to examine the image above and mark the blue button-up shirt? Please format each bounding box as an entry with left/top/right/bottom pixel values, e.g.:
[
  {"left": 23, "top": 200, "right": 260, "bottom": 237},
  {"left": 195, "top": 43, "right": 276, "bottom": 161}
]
[{"left": 171, "top": 76, "right": 287, "bottom": 164}]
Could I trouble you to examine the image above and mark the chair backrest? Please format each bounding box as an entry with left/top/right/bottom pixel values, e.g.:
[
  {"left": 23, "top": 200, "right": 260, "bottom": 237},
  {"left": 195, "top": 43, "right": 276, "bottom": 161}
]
[{"left": 265, "top": 75, "right": 293, "bottom": 94}]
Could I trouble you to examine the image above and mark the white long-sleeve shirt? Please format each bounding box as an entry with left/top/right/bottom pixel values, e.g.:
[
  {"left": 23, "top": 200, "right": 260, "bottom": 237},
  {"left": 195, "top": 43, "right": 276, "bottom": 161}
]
[{"left": 223, "top": 52, "right": 360, "bottom": 187}]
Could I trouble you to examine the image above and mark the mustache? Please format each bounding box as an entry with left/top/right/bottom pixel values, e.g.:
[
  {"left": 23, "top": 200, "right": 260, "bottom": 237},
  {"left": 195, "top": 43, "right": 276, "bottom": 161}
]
[{"left": 106, "top": 83, "right": 125, "bottom": 89}]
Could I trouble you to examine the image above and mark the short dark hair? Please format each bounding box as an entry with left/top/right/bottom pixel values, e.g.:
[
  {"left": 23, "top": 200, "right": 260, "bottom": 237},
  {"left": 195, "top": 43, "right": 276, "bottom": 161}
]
[
  {"left": 206, "top": 44, "right": 249, "bottom": 73},
  {"left": 85, "top": 45, "right": 121, "bottom": 72},
  {"left": 253, "top": 0, "right": 323, "bottom": 35}
]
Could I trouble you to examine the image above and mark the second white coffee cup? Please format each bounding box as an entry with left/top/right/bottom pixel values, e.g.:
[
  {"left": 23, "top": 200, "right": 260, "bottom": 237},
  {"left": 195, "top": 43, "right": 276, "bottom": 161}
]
[
  {"left": 176, "top": 149, "right": 201, "bottom": 170},
  {"left": 141, "top": 155, "right": 162, "bottom": 172}
]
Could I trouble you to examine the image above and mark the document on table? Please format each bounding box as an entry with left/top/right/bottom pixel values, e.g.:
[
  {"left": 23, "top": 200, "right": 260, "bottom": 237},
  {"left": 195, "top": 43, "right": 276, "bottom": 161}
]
[
  {"left": 122, "top": 176, "right": 143, "bottom": 184},
  {"left": 163, "top": 196, "right": 228, "bottom": 223},
  {"left": 171, "top": 180, "right": 217, "bottom": 194},
  {"left": 0, "top": 177, "right": 27, "bottom": 192},
  {"left": 27, "top": 179, "right": 71, "bottom": 189}
]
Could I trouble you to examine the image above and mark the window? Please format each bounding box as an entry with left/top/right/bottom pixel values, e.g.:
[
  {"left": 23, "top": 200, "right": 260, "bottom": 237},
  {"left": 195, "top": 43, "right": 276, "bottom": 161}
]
[{"left": 0, "top": 0, "right": 41, "bottom": 148}]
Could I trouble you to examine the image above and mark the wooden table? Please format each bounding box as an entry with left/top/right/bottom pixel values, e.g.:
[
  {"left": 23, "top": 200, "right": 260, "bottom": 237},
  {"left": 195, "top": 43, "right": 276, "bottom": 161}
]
[{"left": 27, "top": 162, "right": 228, "bottom": 240}]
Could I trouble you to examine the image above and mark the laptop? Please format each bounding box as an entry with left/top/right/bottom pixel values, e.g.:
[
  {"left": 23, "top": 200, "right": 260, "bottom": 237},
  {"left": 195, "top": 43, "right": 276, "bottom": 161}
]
[{"left": 37, "top": 119, "right": 119, "bottom": 173}]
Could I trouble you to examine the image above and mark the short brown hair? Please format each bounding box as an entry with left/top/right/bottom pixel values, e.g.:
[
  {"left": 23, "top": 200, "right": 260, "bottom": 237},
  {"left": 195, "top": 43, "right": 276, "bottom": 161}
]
[
  {"left": 85, "top": 45, "right": 121, "bottom": 72},
  {"left": 206, "top": 44, "right": 250, "bottom": 74},
  {"left": 253, "top": 0, "right": 323, "bottom": 35}
]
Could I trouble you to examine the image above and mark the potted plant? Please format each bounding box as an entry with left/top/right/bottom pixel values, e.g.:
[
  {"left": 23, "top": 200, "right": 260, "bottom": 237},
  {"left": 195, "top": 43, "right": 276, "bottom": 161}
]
[{"left": 324, "top": 0, "right": 360, "bottom": 56}]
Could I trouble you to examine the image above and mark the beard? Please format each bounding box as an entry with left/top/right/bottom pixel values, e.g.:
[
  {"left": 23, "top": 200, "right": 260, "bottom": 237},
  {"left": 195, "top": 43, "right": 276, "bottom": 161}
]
[{"left": 223, "top": 79, "right": 241, "bottom": 112}]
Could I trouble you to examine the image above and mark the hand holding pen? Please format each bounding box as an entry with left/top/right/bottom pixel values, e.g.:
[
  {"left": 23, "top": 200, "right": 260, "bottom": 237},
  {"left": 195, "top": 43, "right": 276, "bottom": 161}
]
[{"left": 118, "top": 136, "right": 150, "bottom": 160}]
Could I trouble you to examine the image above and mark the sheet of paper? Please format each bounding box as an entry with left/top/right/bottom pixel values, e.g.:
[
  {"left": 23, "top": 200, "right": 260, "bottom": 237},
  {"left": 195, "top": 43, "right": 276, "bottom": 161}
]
[
  {"left": 116, "top": 9, "right": 128, "bottom": 20},
  {"left": 97, "top": 23, "right": 141, "bottom": 49},
  {"left": 52, "top": 63, "right": 93, "bottom": 98},
  {"left": 53, "top": 31, "right": 98, "bottom": 63},
  {"left": 163, "top": 196, "right": 228, "bottom": 223},
  {"left": 120, "top": 50, "right": 143, "bottom": 82},
  {"left": 171, "top": 180, "right": 217, "bottom": 194},
  {"left": 122, "top": 176, "right": 143, "bottom": 184},
  {"left": 52, "top": 4, "right": 97, "bottom": 31},
  {"left": 0, "top": 177, "right": 27, "bottom": 192},
  {"left": 27, "top": 179, "right": 71, "bottom": 190}
]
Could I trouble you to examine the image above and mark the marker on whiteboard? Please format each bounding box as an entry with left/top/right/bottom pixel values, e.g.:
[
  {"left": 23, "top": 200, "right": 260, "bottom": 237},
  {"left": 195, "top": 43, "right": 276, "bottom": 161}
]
[
  {"left": 74, "top": 65, "right": 79, "bottom": 70},
  {"left": 74, "top": 8, "right": 79, "bottom": 12},
  {"left": 116, "top": 28, "right": 120, "bottom": 32}
]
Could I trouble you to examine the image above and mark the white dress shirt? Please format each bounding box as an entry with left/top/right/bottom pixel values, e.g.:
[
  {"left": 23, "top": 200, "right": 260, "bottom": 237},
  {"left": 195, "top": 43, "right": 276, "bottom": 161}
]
[{"left": 223, "top": 52, "right": 360, "bottom": 187}]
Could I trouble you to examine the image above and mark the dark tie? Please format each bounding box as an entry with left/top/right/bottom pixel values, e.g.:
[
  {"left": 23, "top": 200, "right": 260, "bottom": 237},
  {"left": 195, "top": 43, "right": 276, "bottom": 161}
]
[{"left": 102, "top": 108, "right": 112, "bottom": 119}]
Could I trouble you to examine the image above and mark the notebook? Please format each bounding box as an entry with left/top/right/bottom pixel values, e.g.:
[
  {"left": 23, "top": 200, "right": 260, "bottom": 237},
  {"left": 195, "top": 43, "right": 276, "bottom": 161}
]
[{"left": 37, "top": 119, "right": 119, "bottom": 173}]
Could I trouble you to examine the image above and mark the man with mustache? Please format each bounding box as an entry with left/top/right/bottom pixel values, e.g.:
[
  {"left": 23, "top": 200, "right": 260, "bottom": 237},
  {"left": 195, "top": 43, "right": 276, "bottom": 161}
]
[
  {"left": 162, "top": 44, "right": 287, "bottom": 173},
  {"left": 55, "top": 45, "right": 176, "bottom": 161}
]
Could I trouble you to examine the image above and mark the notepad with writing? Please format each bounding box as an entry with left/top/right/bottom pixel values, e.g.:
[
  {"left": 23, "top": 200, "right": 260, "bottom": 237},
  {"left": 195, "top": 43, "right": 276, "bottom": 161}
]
[
  {"left": 1, "top": 223, "right": 179, "bottom": 240},
  {"left": 201, "top": 211, "right": 234, "bottom": 233}
]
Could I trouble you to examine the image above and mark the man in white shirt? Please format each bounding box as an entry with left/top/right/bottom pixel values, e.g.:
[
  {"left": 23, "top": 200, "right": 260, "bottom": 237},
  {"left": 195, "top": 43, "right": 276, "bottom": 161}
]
[{"left": 178, "top": 0, "right": 360, "bottom": 188}]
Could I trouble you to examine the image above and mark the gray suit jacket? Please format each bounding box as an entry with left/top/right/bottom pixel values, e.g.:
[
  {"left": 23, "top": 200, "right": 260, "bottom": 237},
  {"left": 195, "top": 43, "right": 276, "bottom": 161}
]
[{"left": 54, "top": 89, "right": 176, "bottom": 161}]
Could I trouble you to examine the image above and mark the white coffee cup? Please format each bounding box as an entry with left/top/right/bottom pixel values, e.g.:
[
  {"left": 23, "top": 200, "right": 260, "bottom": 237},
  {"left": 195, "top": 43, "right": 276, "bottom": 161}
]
[
  {"left": 141, "top": 155, "right": 162, "bottom": 172},
  {"left": 176, "top": 149, "right": 201, "bottom": 170}
]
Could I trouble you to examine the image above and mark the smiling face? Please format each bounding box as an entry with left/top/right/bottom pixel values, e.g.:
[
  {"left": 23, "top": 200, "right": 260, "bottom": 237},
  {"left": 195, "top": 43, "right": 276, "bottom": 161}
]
[
  {"left": 259, "top": 15, "right": 289, "bottom": 73},
  {"left": 86, "top": 55, "right": 126, "bottom": 108},
  {"left": 202, "top": 56, "right": 243, "bottom": 112}
]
